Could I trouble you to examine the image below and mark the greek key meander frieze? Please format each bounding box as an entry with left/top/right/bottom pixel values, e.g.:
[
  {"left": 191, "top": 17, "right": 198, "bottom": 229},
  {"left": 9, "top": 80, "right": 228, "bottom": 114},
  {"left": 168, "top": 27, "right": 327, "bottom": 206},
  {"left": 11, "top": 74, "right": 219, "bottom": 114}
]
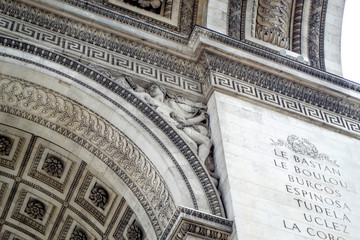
[
  {"left": 0, "top": 75, "right": 176, "bottom": 236},
  {"left": 0, "top": 0, "right": 357, "bottom": 94},
  {"left": 210, "top": 72, "right": 360, "bottom": 136},
  {"left": 0, "top": 41, "right": 223, "bottom": 218},
  {"left": 0, "top": 0, "right": 203, "bottom": 83},
  {"left": 203, "top": 51, "right": 360, "bottom": 121}
]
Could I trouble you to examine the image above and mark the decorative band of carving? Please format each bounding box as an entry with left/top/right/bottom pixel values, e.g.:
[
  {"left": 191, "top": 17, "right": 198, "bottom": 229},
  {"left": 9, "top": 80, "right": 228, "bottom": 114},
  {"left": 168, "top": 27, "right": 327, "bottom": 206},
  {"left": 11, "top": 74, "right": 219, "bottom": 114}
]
[
  {"left": 0, "top": 75, "right": 176, "bottom": 236},
  {"left": 1, "top": 0, "right": 358, "bottom": 96},
  {"left": 203, "top": 51, "right": 360, "bottom": 122},
  {"left": 292, "top": 0, "right": 304, "bottom": 53},
  {"left": 308, "top": 0, "right": 328, "bottom": 69},
  {"left": 210, "top": 72, "right": 360, "bottom": 136},
  {"left": 60, "top": 0, "right": 196, "bottom": 36},
  {"left": 0, "top": 38, "right": 224, "bottom": 217},
  {"left": 0, "top": 0, "right": 203, "bottom": 82},
  {"left": 227, "top": 0, "right": 243, "bottom": 40},
  {"left": 190, "top": 27, "right": 360, "bottom": 93},
  {"left": 161, "top": 206, "right": 233, "bottom": 240},
  {"left": 255, "top": 0, "right": 292, "bottom": 49},
  {"left": 171, "top": 220, "right": 231, "bottom": 240}
]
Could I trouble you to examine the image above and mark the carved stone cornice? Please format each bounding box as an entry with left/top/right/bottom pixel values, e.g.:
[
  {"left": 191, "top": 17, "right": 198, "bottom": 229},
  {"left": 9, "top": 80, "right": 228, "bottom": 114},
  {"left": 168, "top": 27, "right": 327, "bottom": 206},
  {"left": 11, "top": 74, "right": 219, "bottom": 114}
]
[
  {"left": 0, "top": 37, "right": 224, "bottom": 219},
  {"left": 1, "top": 1, "right": 359, "bottom": 137},
  {"left": 0, "top": 0, "right": 203, "bottom": 81},
  {"left": 228, "top": 0, "right": 327, "bottom": 69},
  {"left": 202, "top": 52, "right": 360, "bottom": 137},
  {"left": 0, "top": 0, "right": 356, "bottom": 95},
  {"left": 60, "top": 0, "right": 198, "bottom": 37},
  {"left": 203, "top": 51, "right": 360, "bottom": 121},
  {"left": 161, "top": 206, "right": 233, "bottom": 240}
]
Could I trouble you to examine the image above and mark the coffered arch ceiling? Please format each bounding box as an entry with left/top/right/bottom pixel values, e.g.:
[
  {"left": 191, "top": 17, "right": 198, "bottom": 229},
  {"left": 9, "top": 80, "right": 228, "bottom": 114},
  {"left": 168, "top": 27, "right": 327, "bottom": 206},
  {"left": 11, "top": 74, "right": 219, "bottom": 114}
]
[{"left": 0, "top": 43, "right": 224, "bottom": 239}]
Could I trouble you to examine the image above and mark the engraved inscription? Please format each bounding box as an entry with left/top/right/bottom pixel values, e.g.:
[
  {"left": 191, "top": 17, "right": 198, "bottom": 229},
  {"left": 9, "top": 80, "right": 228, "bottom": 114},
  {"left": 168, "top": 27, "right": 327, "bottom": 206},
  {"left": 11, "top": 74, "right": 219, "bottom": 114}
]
[{"left": 271, "top": 135, "right": 353, "bottom": 240}]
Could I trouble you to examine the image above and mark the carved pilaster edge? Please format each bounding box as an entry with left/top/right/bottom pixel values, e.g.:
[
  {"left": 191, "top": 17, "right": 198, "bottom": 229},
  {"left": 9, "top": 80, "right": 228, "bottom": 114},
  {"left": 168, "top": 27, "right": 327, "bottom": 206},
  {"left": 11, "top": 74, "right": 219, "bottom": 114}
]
[
  {"left": 161, "top": 206, "right": 233, "bottom": 240},
  {"left": 308, "top": 0, "right": 328, "bottom": 69}
]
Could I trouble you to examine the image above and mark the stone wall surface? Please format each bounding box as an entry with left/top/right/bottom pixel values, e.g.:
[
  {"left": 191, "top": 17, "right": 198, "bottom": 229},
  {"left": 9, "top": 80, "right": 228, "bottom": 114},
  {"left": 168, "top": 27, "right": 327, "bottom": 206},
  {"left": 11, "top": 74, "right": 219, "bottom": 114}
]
[
  {"left": 0, "top": 0, "right": 357, "bottom": 239},
  {"left": 208, "top": 91, "right": 360, "bottom": 240}
]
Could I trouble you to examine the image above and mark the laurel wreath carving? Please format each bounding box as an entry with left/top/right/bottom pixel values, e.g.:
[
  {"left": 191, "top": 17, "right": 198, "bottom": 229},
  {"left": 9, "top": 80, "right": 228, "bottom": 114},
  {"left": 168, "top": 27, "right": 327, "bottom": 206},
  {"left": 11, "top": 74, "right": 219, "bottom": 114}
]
[{"left": 0, "top": 75, "right": 176, "bottom": 232}]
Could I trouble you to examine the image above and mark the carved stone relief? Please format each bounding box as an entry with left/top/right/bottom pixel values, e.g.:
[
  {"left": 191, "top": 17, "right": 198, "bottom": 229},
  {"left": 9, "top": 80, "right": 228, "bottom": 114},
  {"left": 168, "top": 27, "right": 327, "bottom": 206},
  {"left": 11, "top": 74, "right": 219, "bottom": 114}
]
[
  {"left": 70, "top": 227, "right": 88, "bottom": 240},
  {"left": 124, "top": 76, "right": 211, "bottom": 163},
  {"left": 0, "top": 0, "right": 354, "bottom": 95},
  {"left": 124, "top": 0, "right": 164, "bottom": 14},
  {"left": 270, "top": 134, "right": 338, "bottom": 166},
  {"left": 27, "top": 144, "right": 75, "bottom": 194},
  {"left": 0, "top": 126, "right": 148, "bottom": 239},
  {"left": 0, "top": 135, "right": 12, "bottom": 156},
  {"left": 0, "top": 75, "right": 177, "bottom": 237},
  {"left": 255, "top": 0, "right": 293, "bottom": 49},
  {"left": 89, "top": 184, "right": 109, "bottom": 210},
  {"left": 0, "top": 130, "right": 27, "bottom": 172},
  {"left": 42, "top": 155, "right": 64, "bottom": 178},
  {"left": 64, "top": 0, "right": 195, "bottom": 35},
  {"left": 126, "top": 222, "right": 143, "bottom": 240},
  {"left": 11, "top": 189, "right": 56, "bottom": 235},
  {"left": 24, "top": 198, "right": 46, "bottom": 221},
  {"left": 308, "top": 0, "right": 327, "bottom": 68}
]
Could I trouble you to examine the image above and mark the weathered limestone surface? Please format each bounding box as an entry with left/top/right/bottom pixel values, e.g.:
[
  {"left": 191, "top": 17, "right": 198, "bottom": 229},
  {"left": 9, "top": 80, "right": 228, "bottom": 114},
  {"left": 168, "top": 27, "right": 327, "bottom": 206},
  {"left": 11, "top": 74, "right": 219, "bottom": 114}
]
[
  {"left": 208, "top": 91, "right": 360, "bottom": 240},
  {"left": 0, "top": 0, "right": 355, "bottom": 239}
]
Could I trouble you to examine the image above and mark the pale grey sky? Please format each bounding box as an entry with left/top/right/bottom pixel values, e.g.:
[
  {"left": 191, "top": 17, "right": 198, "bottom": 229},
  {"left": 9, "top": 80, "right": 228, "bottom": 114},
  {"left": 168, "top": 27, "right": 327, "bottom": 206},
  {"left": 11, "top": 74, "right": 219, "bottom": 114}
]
[{"left": 341, "top": 1, "right": 360, "bottom": 83}]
